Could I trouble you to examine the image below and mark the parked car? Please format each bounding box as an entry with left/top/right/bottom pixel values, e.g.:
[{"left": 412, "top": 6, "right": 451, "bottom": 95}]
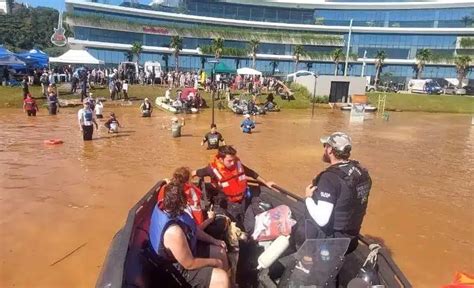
[{"left": 444, "top": 84, "right": 466, "bottom": 95}]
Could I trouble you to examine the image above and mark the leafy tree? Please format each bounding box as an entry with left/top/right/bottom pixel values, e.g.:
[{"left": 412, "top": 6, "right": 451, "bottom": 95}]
[
  {"left": 454, "top": 55, "right": 472, "bottom": 88},
  {"left": 374, "top": 50, "right": 387, "bottom": 88},
  {"left": 293, "top": 45, "right": 305, "bottom": 72},
  {"left": 211, "top": 37, "right": 224, "bottom": 60},
  {"left": 415, "top": 48, "right": 433, "bottom": 79},
  {"left": 248, "top": 39, "right": 259, "bottom": 69},
  {"left": 169, "top": 36, "right": 183, "bottom": 72},
  {"left": 331, "top": 48, "right": 344, "bottom": 76}
]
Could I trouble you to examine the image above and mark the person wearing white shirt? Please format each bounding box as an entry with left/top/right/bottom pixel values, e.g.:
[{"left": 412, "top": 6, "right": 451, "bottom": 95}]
[{"left": 95, "top": 100, "right": 104, "bottom": 118}]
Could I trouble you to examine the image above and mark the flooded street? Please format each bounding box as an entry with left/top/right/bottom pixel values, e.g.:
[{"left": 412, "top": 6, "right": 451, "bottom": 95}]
[{"left": 0, "top": 106, "right": 473, "bottom": 287}]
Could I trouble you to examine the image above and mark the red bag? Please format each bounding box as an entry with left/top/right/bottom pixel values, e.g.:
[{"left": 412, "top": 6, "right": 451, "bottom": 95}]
[{"left": 251, "top": 205, "right": 296, "bottom": 242}]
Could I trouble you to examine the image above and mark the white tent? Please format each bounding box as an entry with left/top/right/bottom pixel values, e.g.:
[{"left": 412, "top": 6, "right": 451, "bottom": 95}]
[
  {"left": 237, "top": 67, "right": 262, "bottom": 76},
  {"left": 49, "top": 49, "right": 104, "bottom": 65}
]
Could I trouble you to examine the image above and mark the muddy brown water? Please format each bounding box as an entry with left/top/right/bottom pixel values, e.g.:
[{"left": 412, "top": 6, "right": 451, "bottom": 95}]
[{"left": 0, "top": 106, "right": 473, "bottom": 287}]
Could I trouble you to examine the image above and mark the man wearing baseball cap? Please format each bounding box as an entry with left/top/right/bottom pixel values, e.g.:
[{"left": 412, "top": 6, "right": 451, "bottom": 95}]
[{"left": 296, "top": 132, "right": 372, "bottom": 254}]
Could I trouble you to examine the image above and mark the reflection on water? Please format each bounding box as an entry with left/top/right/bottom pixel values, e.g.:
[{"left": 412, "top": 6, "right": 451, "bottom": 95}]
[{"left": 0, "top": 107, "right": 473, "bottom": 287}]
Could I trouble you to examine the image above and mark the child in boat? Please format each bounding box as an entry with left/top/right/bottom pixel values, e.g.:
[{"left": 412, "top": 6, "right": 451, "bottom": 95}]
[{"left": 104, "top": 112, "right": 121, "bottom": 133}]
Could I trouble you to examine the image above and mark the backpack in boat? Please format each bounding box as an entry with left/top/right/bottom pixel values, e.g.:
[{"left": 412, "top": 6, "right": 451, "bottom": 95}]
[{"left": 243, "top": 196, "right": 272, "bottom": 234}]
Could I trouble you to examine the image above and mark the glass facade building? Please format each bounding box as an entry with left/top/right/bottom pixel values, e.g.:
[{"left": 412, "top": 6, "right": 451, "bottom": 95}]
[{"left": 66, "top": 0, "right": 474, "bottom": 82}]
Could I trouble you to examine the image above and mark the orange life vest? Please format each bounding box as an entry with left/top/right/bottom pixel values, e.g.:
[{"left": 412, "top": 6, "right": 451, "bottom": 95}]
[
  {"left": 157, "top": 183, "right": 204, "bottom": 225},
  {"left": 209, "top": 155, "right": 247, "bottom": 203}
]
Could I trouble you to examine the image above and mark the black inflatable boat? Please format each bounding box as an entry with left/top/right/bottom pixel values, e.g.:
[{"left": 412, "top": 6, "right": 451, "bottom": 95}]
[{"left": 96, "top": 180, "right": 411, "bottom": 288}]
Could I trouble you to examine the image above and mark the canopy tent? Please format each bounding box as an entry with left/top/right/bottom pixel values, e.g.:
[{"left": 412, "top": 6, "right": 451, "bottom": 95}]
[
  {"left": 237, "top": 67, "right": 262, "bottom": 76},
  {"left": 0, "top": 55, "right": 26, "bottom": 66},
  {"left": 49, "top": 49, "right": 104, "bottom": 65},
  {"left": 210, "top": 62, "right": 236, "bottom": 74},
  {"left": 16, "top": 49, "right": 48, "bottom": 68}
]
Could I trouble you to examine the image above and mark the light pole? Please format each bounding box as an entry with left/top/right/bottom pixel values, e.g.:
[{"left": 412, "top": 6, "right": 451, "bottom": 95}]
[
  {"left": 312, "top": 74, "right": 318, "bottom": 118},
  {"left": 344, "top": 19, "right": 353, "bottom": 76},
  {"left": 361, "top": 50, "right": 367, "bottom": 77},
  {"left": 208, "top": 59, "right": 219, "bottom": 125}
]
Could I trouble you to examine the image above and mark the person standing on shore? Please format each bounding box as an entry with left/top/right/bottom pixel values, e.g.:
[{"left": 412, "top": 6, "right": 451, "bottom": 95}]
[
  {"left": 22, "top": 76, "right": 29, "bottom": 99},
  {"left": 77, "top": 102, "right": 98, "bottom": 141}
]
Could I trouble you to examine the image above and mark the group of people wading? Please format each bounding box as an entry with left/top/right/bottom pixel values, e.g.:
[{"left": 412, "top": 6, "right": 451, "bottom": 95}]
[{"left": 149, "top": 131, "right": 372, "bottom": 288}]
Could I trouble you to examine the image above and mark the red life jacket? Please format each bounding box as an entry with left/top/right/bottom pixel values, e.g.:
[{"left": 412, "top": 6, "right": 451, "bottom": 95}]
[
  {"left": 157, "top": 183, "right": 204, "bottom": 225},
  {"left": 209, "top": 155, "right": 247, "bottom": 203}
]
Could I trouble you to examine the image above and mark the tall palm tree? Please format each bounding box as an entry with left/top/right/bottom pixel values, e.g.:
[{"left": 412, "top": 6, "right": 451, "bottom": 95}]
[
  {"left": 293, "top": 45, "right": 305, "bottom": 72},
  {"left": 270, "top": 60, "right": 279, "bottom": 75},
  {"left": 331, "top": 48, "right": 344, "bottom": 76},
  {"left": 234, "top": 58, "right": 241, "bottom": 70},
  {"left": 131, "top": 42, "right": 143, "bottom": 63},
  {"left": 454, "top": 55, "right": 472, "bottom": 88},
  {"left": 248, "top": 39, "right": 260, "bottom": 69},
  {"left": 170, "top": 36, "right": 183, "bottom": 72},
  {"left": 162, "top": 54, "right": 169, "bottom": 72},
  {"left": 415, "top": 48, "right": 433, "bottom": 79},
  {"left": 212, "top": 37, "right": 224, "bottom": 60},
  {"left": 374, "top": 50, "right": 387, "bottom": 88},
  {"left": 461, "top": 16, "right": 472, "bottom": 27}
]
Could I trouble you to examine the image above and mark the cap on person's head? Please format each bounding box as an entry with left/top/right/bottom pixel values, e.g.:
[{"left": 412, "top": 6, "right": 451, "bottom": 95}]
[
  {"left": 171, "top": 117, "right": 178, "bottom": 122},
  {"left": 145, "top": 98, "right": 149, "bottom": 101},
  {"left": 320, "top": 132, "right": 352, "bottom": 152},
  {"left": 244, "top": 114, "right": 250, "bottom": 118}
]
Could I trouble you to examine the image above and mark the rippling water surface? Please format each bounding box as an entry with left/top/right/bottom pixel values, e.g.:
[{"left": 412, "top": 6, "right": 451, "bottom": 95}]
[{"left": 0, "top": 107, "right": 472, "bottom": 287}]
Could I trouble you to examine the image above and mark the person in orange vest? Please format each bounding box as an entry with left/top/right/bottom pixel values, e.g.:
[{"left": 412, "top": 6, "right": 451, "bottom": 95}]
[
  {"left": 157, "top": 167, "right": 216, "bottom": 229},
  {"left": 192, "top": 145, "right": 276, "bottom": 226}
]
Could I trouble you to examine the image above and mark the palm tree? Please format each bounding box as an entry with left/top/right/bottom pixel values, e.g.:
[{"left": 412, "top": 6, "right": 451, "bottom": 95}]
[
  {"left": 415, "top": 48, "right": 433, "bottom": 79},
  {"left": 454, "top": 55, "right": 472, "bottom": 88},
  {"left": 211, "top": 37, "right": 224, "bottom": 60},
  {"left": 461, "top": 16, "right": 472, "bottom": 27},
  {"left": 293, "top": 45, "right": 305, "bottom": 72},
  {"left": 131, "top": 42, "right": 143, "bottom": 63},
  {"left": 374, "top": 50, "right": 387, "bottom": 88},
  {"left": 234, "top": 58, "right": 241, "bottom": 70},
  {"left": 162, "top": 54, "right": 169, "bottom": 72},
  {"left": 124, "top": 51, "right": 133, "bottom": 62},
  {"left": 331, "top": 48, "right": 344, "bottom": 76},
  {"left": 248, "top": 39, "right": 260, "bottom": 69},
  {"left": 270, "top": 60, "right": 278, "bottom": 75},
  {"left": 170, "top": 36, "right": 183, "bottom": 72}
]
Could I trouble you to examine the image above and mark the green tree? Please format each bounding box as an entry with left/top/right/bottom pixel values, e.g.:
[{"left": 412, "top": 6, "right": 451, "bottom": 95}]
[
  {"left": 331, "top": 48, "right": 344, "bottom": 76},
  {"left": 248, "top": 39, "right": 260, "bottom": 69},
  {"left": 170, "top": 36, "right": 183, "bottom": 72},
  {"left": 131, "top": 41, "right": 143, "bottom": 63},
  {"left": 293, "top": 45, "right": 305, "bottom": 72},
  {"left": 211, "top": 37, "right": 224, "bottom": 60},
  {"left": 415, "top": 48, "right": 433, "bottom": 79},
  {"left": 374, "top": 50, "right": 387, "bottom": 88},
  {"left": 454, "top": 55, "right": 472, "bottom": 88}
]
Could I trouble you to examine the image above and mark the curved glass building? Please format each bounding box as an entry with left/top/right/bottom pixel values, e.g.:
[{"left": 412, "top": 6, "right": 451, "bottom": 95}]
[{"left": 65, "top": 0, "right": 474, "bottom": 82}]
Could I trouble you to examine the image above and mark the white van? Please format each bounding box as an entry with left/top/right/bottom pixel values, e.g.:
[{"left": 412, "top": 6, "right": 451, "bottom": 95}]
[
  {"left": 408, "top": 79, "right": 442, "bottom": 94},
  {"left": 144, "top": 61, "right": 162, "bottom": 79}
]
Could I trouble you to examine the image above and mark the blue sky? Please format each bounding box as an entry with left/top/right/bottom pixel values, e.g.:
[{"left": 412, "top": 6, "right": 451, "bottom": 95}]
[{"left": 18, "top": 0, "right": 65, "bottom": 11}]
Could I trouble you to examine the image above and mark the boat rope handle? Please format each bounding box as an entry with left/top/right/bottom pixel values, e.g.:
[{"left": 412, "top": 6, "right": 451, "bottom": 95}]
[{"left": 363, "top": 243, "right": 382, "bottom": 268}]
